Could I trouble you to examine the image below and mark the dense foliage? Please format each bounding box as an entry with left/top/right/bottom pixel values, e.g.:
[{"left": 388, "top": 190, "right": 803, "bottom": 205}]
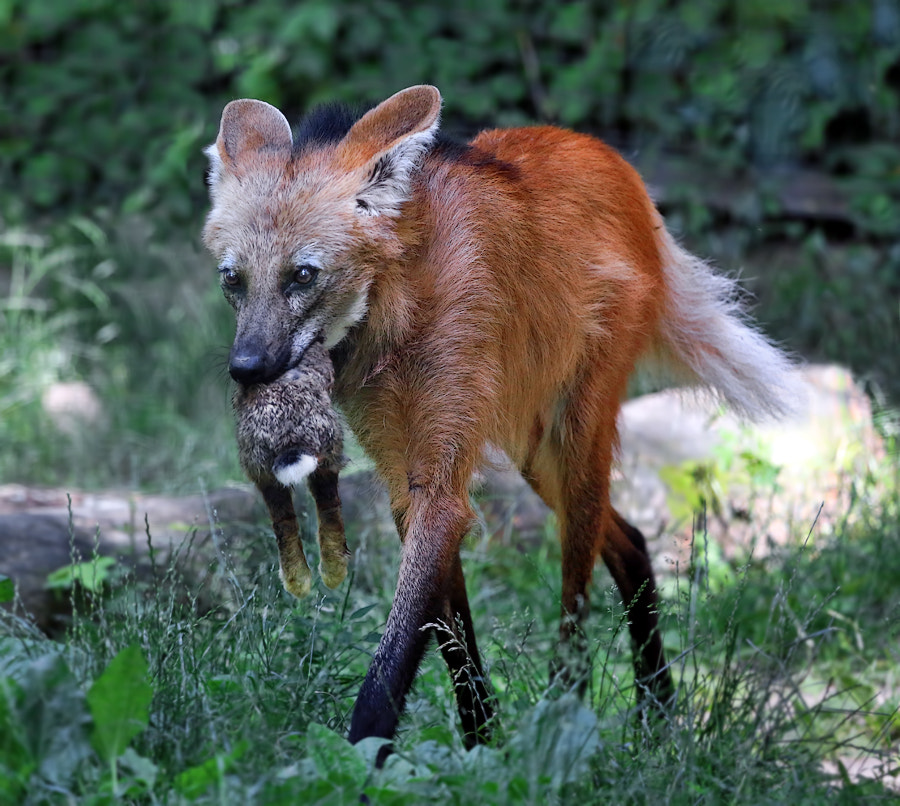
[
  {"left": 1, "top": 490, "right": 898, "bottom": 802},
  {"left": 3, "top": 0, "right": 899, "bottom": 221}
]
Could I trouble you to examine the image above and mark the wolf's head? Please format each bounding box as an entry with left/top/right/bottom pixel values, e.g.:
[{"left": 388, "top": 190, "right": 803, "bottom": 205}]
[{"left": 203, "top": 86, "right": 441, "bottom": 385}]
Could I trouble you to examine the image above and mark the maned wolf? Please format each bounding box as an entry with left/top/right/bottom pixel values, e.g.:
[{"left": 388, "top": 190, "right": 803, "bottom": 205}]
[
  {"left": 203, "top": 85, "right": 800, "bottom": 757},
  {"left": 233, "top": 339, "right": 347, "bottom": 598}
]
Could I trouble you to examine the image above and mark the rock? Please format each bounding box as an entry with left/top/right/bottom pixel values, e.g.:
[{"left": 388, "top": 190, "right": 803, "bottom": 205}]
[
  {"left": 41, "top": 381, "right": 104, "bottom": 435},
  {"left": 0, "top": 513, "right": 97, "bottom": 633},
  {"left": 615, "top": 364, "right": 887, "bottom": 574},
  {"left": 0, "top": 478, "right": 392, "bottom": 632},
  {"left": 0, "top": 485, "right": 262, "bottom": 633}
]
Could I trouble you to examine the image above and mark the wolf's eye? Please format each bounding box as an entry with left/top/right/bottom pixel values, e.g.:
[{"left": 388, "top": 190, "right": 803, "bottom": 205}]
[
  {"left": 293, "top": 264, "right": 318, "bottom": 286},
  {"left": 220, "top": 267, "right": 241, "bottom": 287}
]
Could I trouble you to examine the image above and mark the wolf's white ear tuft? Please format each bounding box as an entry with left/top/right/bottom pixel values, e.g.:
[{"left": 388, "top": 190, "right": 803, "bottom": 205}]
[
  {"left": 204, "top": 142, "right": 225, "bottom": 189},
  {"left": 337, "top": 85, "right": 442, "bottom": 217},
  {"left": 206, "top": 99, "right": 292, "bottom": 190}
]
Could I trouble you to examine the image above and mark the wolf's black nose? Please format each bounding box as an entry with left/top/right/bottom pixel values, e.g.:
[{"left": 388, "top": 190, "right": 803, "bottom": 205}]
[{"left": 229, "top": 351, "right": 267, "bottom": 385}]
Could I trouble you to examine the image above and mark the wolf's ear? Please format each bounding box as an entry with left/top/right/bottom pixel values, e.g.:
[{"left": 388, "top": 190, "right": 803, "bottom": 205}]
[
  {"left": 336, "top": 85, "right": 441, "bottom": 217},
  {"left": 206, "top": 99, "right": 292, "bottom": 187}
]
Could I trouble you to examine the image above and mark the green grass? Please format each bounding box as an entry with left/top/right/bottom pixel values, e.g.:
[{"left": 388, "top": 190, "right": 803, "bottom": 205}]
[
  {"left": 1, "top": 214, "right": 898, "bottom": 802},
  {"left": 1, "top": 471, "right": 898, "bottom": 803}
]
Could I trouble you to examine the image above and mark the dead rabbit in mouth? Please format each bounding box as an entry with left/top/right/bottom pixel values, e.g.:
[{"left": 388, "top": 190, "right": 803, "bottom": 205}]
[{"left": 233, "top": 339, "right": 348, "bottom": 598}]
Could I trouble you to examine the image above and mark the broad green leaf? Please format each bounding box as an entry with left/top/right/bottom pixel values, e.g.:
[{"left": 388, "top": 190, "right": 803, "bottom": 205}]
[
  {"left": 507, "top": 695, "right": 600, "bottom": 791},
  {"left": 86, "top": 645, "right": 152, "bottom": 763},
  {"left": 173, "top": 756, "right": 223, "bottom": 799},
  {"left": 0, "top": 681, "right": 31, "bottom": 801},
  {"left": 173, "top": 741, "right": 247, "bottom": 798},
  {"left": 306, "top": 723, "right": 367, "bottom": 785},
  {"left": 0, "top": 652, "right": 92, "bottom": 789},
  {"left": 0, "top": 575, "right": 13, "bottom": 603},
  {"left": 46, "top": 556, "right": 116, "bottom": 593},
  {"left": 117, "top": 746, "right": 158, "bottom": 792}
]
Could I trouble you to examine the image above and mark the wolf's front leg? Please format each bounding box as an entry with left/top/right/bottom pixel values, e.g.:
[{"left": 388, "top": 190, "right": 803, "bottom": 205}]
[{"left": 348, "top": 489, "right": 474, "bottom": 763}]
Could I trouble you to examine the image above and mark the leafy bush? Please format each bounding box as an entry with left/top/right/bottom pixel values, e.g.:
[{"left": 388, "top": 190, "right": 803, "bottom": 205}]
[
  {"left": 1, "top": 0, "right": 898, "bottom": 492},
  {"left": 3, "top": 0, "right": 899, "bottom": 222}
]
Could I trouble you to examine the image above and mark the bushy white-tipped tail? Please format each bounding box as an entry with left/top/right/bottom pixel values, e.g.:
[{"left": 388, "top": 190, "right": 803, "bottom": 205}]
[{"left": 654, "top": 229, "right": 803, "bottom": 421}]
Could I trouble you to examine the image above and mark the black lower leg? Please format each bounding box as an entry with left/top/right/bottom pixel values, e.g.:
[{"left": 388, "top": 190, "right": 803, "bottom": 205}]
[
  {"left": 435, "top": 554, "right": 493, "bottom": 747},
  {"left": 348, "top": 496, "right": 472, "bottom": 765},
  {"left": 349, "top": 614, "right": 434, "bottom": 765},
  {"left": 607, "top": 512, "right": 673, "bottom": 705},
  {"left": 555, "top": 520, "right": 595, "bottom": 696}
]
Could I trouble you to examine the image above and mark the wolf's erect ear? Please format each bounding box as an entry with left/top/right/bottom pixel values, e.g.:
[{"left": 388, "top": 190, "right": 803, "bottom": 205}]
[
  {"left": 336, "top": 85, "right": 442, "bottom": 217},
  {"left": 206, "top": 99, "right": 292, "bottom": 187}
]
